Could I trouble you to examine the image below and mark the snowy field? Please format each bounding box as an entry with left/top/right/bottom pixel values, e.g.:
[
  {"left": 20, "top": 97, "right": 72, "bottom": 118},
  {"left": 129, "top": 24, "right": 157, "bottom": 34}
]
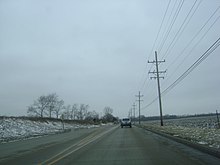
[
  {"left": 0, "top": 117, "right": 100, "bottom": 143},
  {"left": 142, "top": 116, "right": 220, "bottom": 149}
]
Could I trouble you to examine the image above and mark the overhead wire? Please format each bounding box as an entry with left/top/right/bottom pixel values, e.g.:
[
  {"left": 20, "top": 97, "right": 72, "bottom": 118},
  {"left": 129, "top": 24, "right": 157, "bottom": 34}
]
[
  {"left": 139, "top": 2, "right": 220, "bottom": 114},
  {"left": 138, "top": 0, "right": 172, "bottom": 92},
  {"left": 140, "top": 0, "right": 183, "bottom": 105},
  {"left": 142, "top": 37, "right": 220, "bottom": 110},
  {"left": 140, "top": 0, "right": 185, "bottom": 111},
  {"left": 141, "top": 0, "right": 185, "bottom": 111},
  {"left": 161, "top": 0, "right": 202, "bottom": 59},
  {"left": 148, "top": 0, "right": 172, "bottom": 62},
  {"left": 163, "top": 6, "right": 220, "bottom": 85},
  {"left": 157, "top": 0, "right": 185, "bottom": 54},
  {"left": 155, "top": 0, "right": 178, "bottom": 57},
  {"left": 162, "top": 37, "right": 220, "bottom": 96},
  {"left": 147, "top": 0, "right": 175, "bottom": 74},
  {"left": 166, "top": 5, "right": 220, "bottom": 71}
]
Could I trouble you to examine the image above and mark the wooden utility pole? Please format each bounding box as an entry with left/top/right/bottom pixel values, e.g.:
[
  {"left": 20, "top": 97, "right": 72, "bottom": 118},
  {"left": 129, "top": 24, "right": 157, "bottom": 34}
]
[
  {"left": 132, "top": 103, "right": 136, "bottom": 124},
  {"left": 216, "top": 110, "right": 220, "bottom": 128},
  {"left": 136, "top": 91, "right": 143, "bottom": 124},
  {"left": 148, "top": 51, "right": 166, "bottom": 126}
]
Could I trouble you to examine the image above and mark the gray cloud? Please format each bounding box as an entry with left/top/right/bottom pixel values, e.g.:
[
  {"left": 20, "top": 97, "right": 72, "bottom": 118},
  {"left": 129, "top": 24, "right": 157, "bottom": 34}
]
[{"left": 0, "top": 0, "right": 220, "bottom": 117}]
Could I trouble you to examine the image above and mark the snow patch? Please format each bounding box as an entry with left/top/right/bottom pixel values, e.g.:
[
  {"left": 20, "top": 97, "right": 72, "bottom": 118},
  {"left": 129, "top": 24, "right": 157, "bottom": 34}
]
[
  {"left": 0, "top": 117, "right": 100, "bottom": 143},
  {"left": 142, "top": 116, "right": 220, "bottom": 149}
]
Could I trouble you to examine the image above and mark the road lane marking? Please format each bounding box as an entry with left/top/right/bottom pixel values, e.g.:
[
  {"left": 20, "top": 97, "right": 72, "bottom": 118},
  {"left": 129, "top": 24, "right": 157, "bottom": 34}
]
[
  {"left": 39, "top": 126, "right": 117, "bottom": 165},
  {"left": 39, "top": 130, "right": 99, "bottom": 165}
]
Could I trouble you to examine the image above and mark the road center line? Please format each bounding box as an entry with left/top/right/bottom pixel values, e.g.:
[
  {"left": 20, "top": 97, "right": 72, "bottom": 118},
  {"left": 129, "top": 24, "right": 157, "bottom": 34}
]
[{"left": 39, "top": 126, "right": 117, "bottom": 165}]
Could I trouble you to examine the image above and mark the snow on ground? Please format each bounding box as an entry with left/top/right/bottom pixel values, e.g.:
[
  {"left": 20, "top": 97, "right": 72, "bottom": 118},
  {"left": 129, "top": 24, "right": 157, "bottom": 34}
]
[
  {"left": 1, "top": 115, "right": 219, "bottom": 150},
  {"left": 142, "top": 116, "right": 220, "bottom": 149},
  {"left": 0, "top": 117, "right": 100, "bottom": 143}
]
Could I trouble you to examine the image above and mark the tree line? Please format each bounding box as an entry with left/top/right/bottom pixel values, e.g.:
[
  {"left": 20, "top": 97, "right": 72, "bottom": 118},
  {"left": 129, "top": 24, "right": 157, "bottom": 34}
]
[{"left": 27, "top": 93, "right": 118, "bottom": 122}]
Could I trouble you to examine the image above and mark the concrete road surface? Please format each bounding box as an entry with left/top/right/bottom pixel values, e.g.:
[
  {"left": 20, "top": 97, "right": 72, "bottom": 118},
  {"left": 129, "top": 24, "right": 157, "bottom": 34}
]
[{"left": 0, "top": 125, "right": 219, "bottom": 165}]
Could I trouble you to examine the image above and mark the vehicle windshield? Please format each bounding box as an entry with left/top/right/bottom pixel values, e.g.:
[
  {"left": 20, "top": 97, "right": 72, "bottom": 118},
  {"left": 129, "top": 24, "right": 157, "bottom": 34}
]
[{"left": 1, "top": 0, "right": 220, "bottom": 165}]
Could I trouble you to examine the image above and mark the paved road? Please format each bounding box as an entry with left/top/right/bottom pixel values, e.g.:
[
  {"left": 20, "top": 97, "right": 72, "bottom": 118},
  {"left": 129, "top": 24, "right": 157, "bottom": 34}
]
[{"left": 0, "top": 125, "right": 219, "bottom": 165}]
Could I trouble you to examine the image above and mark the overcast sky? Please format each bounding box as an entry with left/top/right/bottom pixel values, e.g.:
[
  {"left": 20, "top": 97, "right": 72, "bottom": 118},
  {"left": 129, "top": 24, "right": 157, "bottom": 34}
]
[{"left": 0, "top": 0, "right": 220, "bottom": 118}]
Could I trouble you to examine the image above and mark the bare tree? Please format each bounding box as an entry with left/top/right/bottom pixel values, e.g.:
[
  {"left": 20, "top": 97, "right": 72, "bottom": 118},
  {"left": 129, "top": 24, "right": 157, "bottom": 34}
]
[
  {"left": 70, "top": 104, "right": 78, "bottom": 120},
  {"left": 46, "top": 93, "right": 59, "bottom": 118},
  {"left": 27, "top": 105, "right": 39, "bottom": 117},
  {"left": 62, "top": 105, "right": 71, "bottom": 120},
  {"left": 103, "top": 106, "right": 114, "bottom": 122},
  {"left": 85, "top": 110, "right": 99, "bottom": 121},
  {"left": 53, "top": 100, "right": 64, "bottom": 119},
  {"left": 77, "top": 104, "right": 89, "bottom": 120},
  {"left": 27, "top": 93, "right": 93, "bottom": 121},
  {"left": 27, "top": 93, "right": 64, "bottom": 118},
  {"left": 27, "top": 95, "right": 48, "bottom": 118},
  {"left": 103, "top": 106, "right": 113, "bottom": 115},
  {"left": 61, "top": 104, "right": 89, "bottom": 120}
]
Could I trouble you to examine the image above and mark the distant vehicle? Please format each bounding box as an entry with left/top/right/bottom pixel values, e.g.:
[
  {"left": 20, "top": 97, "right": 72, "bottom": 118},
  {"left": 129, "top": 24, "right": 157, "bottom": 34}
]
[{"left": 120, "top": 118, "right": 132, "bottom": 128}]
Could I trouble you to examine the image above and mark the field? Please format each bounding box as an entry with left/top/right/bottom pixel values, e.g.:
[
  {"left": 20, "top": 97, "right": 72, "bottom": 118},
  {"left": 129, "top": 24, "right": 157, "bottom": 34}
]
[
  {"left": 0, "top": 116, "right": 100, "bottom": 143},
  {"left": 142, "top": 116, "right": 220, "bottom": 149}
]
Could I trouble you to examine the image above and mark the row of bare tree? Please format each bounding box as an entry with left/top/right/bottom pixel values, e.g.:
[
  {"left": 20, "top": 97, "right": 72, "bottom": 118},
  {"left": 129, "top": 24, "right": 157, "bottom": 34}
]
[
  {"left": 27, "top": 93, "right": 117, "bottom": 122},
  {"left": 27, "top": 93, "right": 64, "bottom": 118}
]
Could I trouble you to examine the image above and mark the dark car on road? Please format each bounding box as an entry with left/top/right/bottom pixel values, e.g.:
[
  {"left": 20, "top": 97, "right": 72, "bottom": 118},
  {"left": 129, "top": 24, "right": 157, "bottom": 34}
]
[{"left": 120, "top": 118, "right": 132, "bottom": 128}]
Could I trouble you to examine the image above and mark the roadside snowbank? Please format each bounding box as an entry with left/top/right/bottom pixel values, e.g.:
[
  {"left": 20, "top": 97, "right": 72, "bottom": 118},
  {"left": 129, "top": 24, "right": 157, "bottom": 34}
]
[{"left": 0, "top": 117, "right": 99, "bottom": 143}]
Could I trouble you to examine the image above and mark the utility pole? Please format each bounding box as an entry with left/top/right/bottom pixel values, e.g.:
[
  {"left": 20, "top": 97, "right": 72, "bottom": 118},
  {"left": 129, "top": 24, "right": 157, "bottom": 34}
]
[
  {"left": 128, "top": 108, "right": 132, "bottom": 118},
  {"left": 148, "top": 51, "right": 166, "bottom": 126},
  {"left": 216, "top": 110, "right": 220, "bottom": 128},
  {"left": 132, "top": 103, "right": 136, "bottom": 124},
  {"left": 136, "top": 91, "right": 143, "bottom": 124}
]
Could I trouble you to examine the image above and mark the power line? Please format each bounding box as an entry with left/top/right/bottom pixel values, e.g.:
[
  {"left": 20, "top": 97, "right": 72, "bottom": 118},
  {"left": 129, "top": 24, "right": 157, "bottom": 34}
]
[
  {"left": 139, "top": 0, "right": 172, "bottom": 92},
  {"left": 162, "top": 0, "right": 202, "bottom": 59},
  {"left": 156, "top": 0, "right": 178, "bottom": 55},
  {"left": 158, "top": 0, "right": 185, "bottom": 54},
  {"left": 140, "top": 0, "right": 176, "bottom": 100},
  {"left": 164, "top": 9, "right": 220, "bottom": 86},
  {"left": 166, "top": 6, "right": 220, "bottom": 72},
  {"left": 141, "top": 97, "right": 158, "bottom": 110},
  {"left": 148, "top": 0, "right": 172, "bottom": 61},
  {"left": 142, "top": 37, "right": 220, "bottom": 110},
  {"left": 162, "top": 37, "right": 220, "bottom": 96}
]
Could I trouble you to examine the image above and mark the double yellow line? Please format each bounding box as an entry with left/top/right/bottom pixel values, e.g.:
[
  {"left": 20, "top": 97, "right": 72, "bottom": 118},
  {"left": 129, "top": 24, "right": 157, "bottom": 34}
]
[{"left": 39, "top": 126, "right": 117, "bottom": 165}]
